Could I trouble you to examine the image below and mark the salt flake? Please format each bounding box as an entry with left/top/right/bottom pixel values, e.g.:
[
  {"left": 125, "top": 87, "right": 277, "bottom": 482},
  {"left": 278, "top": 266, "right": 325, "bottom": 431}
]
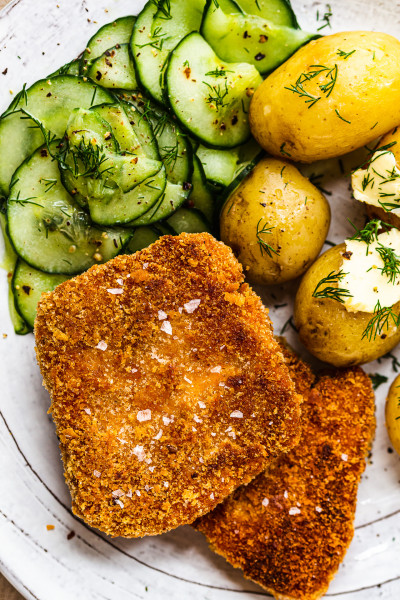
[
  {"left": 116, "top": 278, "right": 124, "bottom": 285},
  {"left": 137, "top": 409, "right": 152, "bottom": 422},
  {"left": 194, "top": 414, "right": 202, "bottom": 423},
  {"left": 95, "top": 341, "right": 107, "bottom": 351},
  {"left": 158, "top": 310, "right": 168, "bottom": 320},
  {"left": 93, "top": 470, "right": 101, "bottom": 478},
  {"left": 112, "top": 489, "right": 124, "bottom": 498},
  {"left": 262, "top": 498, "right": 269, "bottom": 507},
  {"left": 184, "top": 299, "right": 201, "bottom": 313},
  {"left": 160, "top": 321, "right": 172, "bottom": 335},
  {"left": 83, "top": 408, "right": 91, "bottom": 415},
  {"left": 184, "top": 376, "right": 193, "bottom": 384},
  {"left": 107, "top": 288, "right": 123, "bottom": 295},
  {"left": 133, "top": 445, "right": 146, "bottom": 462},
  {"left": 115, "top": 499, "right": 124, "bottom": 509},
  {"left": 198, "top": 401, "right": 206, "bottom": 409},
  {"left": 230, "top": 410, "right": 243, "bottom": 419},
  {"left": 315, "top": 506, "right": 323, "bottom": 513},
  {"left": 341, "top": 453, "right": 348, "bottom": 461},
  {"left": 210, "top": 365, "right": 221, "bottom": 373},
  {"left": 154, "top": 429, "right": 163, "bottom": 440},
  {"left": 289, "top": 507, "right": 301, "bottom": 516}
]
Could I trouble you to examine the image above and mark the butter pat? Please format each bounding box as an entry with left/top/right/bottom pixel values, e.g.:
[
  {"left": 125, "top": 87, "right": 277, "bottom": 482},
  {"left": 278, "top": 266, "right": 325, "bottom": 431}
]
[
  {"left": 342, "top": 229, "right": 400, "bottom": 313},
  {"left": 352, "top": 151, "right": 400, "bottom": 216}
]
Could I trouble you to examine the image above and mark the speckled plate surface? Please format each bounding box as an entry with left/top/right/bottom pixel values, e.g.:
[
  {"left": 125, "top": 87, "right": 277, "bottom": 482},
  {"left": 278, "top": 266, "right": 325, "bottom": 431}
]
[{"left": 0, "top": 1, "right": 400, "bottom": 598}]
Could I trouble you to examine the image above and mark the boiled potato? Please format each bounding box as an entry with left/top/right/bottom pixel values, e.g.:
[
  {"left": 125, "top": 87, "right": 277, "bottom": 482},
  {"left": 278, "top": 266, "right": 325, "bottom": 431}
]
[
  {"left": 386, "top": 375, "right": 400, "bottom": 455},
  {"left": 220, "top": 157, "right": 330, "bottom": 285},
  {"left": 250, "top": 31, "right": 400, "bottom": 163},
  {"left": 294, "top": 244, "right": 400, "bottom": 366}
]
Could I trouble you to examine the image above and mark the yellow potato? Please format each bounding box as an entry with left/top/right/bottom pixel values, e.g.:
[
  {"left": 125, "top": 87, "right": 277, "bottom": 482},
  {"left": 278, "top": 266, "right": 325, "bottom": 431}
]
[
  {"left": 250, "top": 31, "right": 400, "bottom": 163},
  {"left": 220, "top": 157, "right": 330, "bottom": 285},
  {"left": 386, "top": 375, "right": 400, "bottom": 455},
  {"left": 294, "top": 244, "right": 400, "bottom": 366}
]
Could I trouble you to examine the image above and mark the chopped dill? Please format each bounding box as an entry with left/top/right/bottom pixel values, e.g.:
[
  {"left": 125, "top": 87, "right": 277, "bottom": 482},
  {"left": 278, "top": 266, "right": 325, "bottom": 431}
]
[
  {"left": 203, "top": 79, "right": 229, "bottom": 111},
  {"left": 369, "top": 373, "right": 388, "bottom": 390},
  {"left": 362, "top": 300, "right": 400, "bottom": 342},
  {"left": 337, "top": 49, "right": 356, "bottom": 60},
  {"left": 316, "top": 3, "right": 332, "bottom": 31},
  {"left": 280, "top": 142, "right": 291, "bottom": 157},
  {"left": 335, "top": 108, "right": 351, "bottom": 123},
  {"left": 312, "top": 270, "right": 352, "bottom": 303},
  {"left": 256, "top": 219, "right": 279, "bottom": 258},
  {"left": 376, "top": 244, "right": 400, "bottom": 284}
]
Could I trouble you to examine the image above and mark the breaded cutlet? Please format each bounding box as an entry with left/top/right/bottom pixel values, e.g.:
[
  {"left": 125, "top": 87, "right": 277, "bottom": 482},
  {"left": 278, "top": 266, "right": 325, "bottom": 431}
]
[
  {"left": 34, "top": 233, "right": 302, "bottom": 538},
  {"left": 195, "top": 348, "right": 376, "bottom": 600}
]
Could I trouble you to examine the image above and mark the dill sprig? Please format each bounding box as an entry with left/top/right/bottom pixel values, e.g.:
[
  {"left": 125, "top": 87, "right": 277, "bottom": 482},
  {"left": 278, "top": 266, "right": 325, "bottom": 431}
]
[
  {"left": 369, "top": 373, "right": 388, "bottom": 390},
  {"left": 151, "top": 0, "right": 172, "bottom": 20},
  {"left": 40, "top": 178, "right": 57, "bottom": 192},
  {"left": 316, "top": 3, "right": 332, "bottom": 31},
  {"left": 337, "top": 49, "right": 356, "bottom": 60},
  {"left": 4, "top": 83, "right": 28, "bottom": 114},
  {"left": 284, "top": 63, "right": 338, "bottom": 108},
  {"left": 9, "top": 190, "right": 43, "bottom": 208},
  {"left": 71, "top": 137, "right": 114, "bottom": 179},
  {"left": 136, "top": 26, "right": 166, "bottom": 51},
  {"left": 348, "top": 219, "right": 392, "bottom": 250},
  {"left": 362, "top": 300, "right": 400, "bottom": 342},
  {"left": 312, "top": 270, "right": 352, "bottom": 303},
  {"left": 376, "top": 243, "right": 400, "bottom": 284},
  {"left": 203, "top": 79, "right": 229, "bottom": 111},
  {"left": 205, "top": 67, "right": 233, "bottom": 77},
  {"left": 159, "top": 141, "right": 180, "bottom": 168},
  {"left": 256, "top": 219, "right": 279, "bottom": 258}
]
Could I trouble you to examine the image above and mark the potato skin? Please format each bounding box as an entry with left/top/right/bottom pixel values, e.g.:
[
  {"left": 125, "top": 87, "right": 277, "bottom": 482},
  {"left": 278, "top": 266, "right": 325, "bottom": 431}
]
[
  {"left": 386, "top": 375, "right": 400, "bottom": 456},
  {"left": 294, "top": 245, "right": 400, "bottom": 366},
  {"left": 220, "top": 157, "right": 331, "bottom": 285},
  {"left": 250, "top": 31, "right": 400, "bottom": 163}
]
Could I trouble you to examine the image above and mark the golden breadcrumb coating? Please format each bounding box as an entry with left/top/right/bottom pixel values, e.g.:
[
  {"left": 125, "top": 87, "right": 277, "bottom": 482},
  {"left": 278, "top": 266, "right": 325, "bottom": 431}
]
[
  {"left": 34, "top": 233, "right": 302, "bottom": 537},
  {"left": 195, "top": 348, "right": 375, "bottom": 600}
]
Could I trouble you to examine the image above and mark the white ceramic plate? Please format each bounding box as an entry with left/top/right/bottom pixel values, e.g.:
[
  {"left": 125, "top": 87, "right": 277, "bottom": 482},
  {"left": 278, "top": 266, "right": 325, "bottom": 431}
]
[{"left": 1, "top": 1, "right": 400, "bottom": 598}]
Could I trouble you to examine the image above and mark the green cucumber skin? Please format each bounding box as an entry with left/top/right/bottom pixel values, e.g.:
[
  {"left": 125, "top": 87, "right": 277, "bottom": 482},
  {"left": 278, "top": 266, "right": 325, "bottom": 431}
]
[
  {"left": 7, "top": 144, "right": 132, "bottom": 275},
  {"left": 235, "top": 0, "right": 300, "bottom": 28},
  {"left": 12, "top": 259, "right": 69, "bottom": 328},
  {"left": 87, "top": 44, "right": 138, "bottom": 90},
  {"left": 167, "top": 207, "right": 211, "bottom": 235},
  {"left": 166, "top": 32, "right": 262, "bottom": 149},
  {"left": 218, "top": 150, "right": 264, "bottom": 213},
  {"left": 80, "top": 16, "right": 136, "bottom": 75},
  {"left": 0, "top": 76, "right": 114, "bottom": 197}
]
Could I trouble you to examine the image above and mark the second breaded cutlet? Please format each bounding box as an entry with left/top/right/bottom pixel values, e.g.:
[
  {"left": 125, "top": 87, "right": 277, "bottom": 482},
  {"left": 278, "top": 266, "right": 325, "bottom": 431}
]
[
  {"left": 34, "top": 233, "right": 302, "bottom": 537},
  {"left": 195, "top": 347, "right": 375, "bottom": 600}
]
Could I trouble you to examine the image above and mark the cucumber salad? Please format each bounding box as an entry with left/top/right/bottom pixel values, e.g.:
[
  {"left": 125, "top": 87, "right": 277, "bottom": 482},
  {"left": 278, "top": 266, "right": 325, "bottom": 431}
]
[{"left": 0, "top": 0, "right": 314, "bottom": 334}]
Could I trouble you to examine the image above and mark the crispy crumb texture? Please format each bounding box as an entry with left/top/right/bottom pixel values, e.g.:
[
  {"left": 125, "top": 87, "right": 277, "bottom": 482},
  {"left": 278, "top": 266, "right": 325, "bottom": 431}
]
[
  {"left": 34, "top": 233, "right": 301, "bottom": 537},
  {"left": 195, "top": 348, "right": 376, "bottom": 600}
]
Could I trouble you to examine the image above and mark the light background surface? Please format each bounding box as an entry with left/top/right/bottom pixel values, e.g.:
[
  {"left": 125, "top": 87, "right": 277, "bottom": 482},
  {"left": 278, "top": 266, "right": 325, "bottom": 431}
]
[{"left": 0, "top": 1, "right": 399, "bottom": 599}]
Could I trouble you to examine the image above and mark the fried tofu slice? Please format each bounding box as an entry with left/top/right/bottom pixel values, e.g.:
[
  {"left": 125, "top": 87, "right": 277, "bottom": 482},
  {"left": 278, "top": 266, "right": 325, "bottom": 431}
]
[
  {"left": 34, "top": 233, "right": 302, "bottom": 538},
  {"left": 195, "top": 349, "right": 375, "bottom": 600}
]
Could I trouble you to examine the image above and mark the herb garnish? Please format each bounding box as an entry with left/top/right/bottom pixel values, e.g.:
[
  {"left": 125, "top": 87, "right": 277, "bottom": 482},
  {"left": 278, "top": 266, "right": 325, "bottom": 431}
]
[
  {"left": 337, "top": 49, "right": 356, "bottom": 60},
  {"left": 256, "top": 219, "right": 279, "bottom": 258},
  {"left": 205, "top": 67, "right": 233, "bottom": 77},
  {"left": 151, "top": 0, "right": 172, "bottom": 20},
  {"left": 203, "top": 80, "right": 229, "bottom": 111},
  {"left": 362, "top": 300, "right": 400, "bottom": 341},
  {"left": 369, "top": 373, "right": 389, "bottom": 390},
  {"left": 316, "top": 3, "right": 332, "bottom": 31},
  {"left": 285, "top": 64, "right": 338, "bottom": 108},
  {"left": 335, "top": 108, "right": 351, "bottom": 123},
  {"left": 375, "top": 244, "right": 400, "bottom": 284},
  {"left": 312, "top": 270, "right": 352, "bottom": 303}
]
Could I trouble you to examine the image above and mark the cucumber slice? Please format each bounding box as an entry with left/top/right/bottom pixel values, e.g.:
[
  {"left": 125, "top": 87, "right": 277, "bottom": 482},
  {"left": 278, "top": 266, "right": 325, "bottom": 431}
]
[
  {"left": 131, "top": 0, "right": 205, "bottom": 103},
  {"left": 188, "top": 155, "right": 215, "bottom": 223},
  {"left": 126, "top": 222, "right": 176, "bottom": 254},
  {"left": 12, "top": 260, "right": 69, "bottom": 328},
  {"left": 93, "top": 102, "right": 160, "bottom": 160},
  {"left": 166, "top": 33, "right": 262, "bottom": 148},
  {"left": 219, "top": 150, "right": 264, "bottom": 212},
  {"left": 201, "top": 0, "right": 315, "bottom": 75},
  {"left": 132, "top": 180, "right": 190, "bottom": 226},
  {"left": 86, "top": 166, "right": 167, "bottom": 226},
  {"left": 167, "top": 207, "right": 211, "bottom": 234},
  {"left": 0, "top": 212, "right": 30, "bottom": 334},
  {"left": 81, "top": 16, "right": 136, "bottom": 74},
  {"left": 50, "top": 59, "right": 80, "bottom": 77},
  {"left": 0, "top": 76, "right": 114, "bottom": 196},
  {"left": 7, "top": 145, "right": 131, "bottom": 275},
  {"left": 236, "top": 0, "right": 300, "bottom": 28},
  {"left": 60, "top": 107, "right": 164, "bottom": 225},
  {"left": 87, "top": 44, "right": 138, "bottom": 90},
  {"left": 197, "top": 145, "right": 240, "bottom": 187}
]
